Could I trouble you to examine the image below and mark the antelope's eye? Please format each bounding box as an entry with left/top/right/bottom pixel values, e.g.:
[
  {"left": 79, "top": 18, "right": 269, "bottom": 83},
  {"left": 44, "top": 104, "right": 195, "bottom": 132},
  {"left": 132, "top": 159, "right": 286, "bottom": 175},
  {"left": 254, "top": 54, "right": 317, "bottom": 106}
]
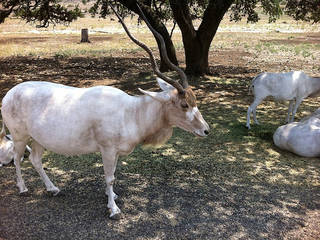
[{"left": 181, "top": 102, "right": 188, "bottom": 109}]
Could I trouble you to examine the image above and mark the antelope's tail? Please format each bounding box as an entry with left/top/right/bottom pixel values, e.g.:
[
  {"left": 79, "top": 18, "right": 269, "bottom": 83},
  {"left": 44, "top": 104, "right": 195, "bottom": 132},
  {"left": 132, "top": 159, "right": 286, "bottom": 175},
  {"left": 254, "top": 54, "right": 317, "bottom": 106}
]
[
  {"left": 248, "top": 76, "right": 258, "bottom": 95},
  {"left": 0, "top": 117, "right": 6, "bottom": 139}
]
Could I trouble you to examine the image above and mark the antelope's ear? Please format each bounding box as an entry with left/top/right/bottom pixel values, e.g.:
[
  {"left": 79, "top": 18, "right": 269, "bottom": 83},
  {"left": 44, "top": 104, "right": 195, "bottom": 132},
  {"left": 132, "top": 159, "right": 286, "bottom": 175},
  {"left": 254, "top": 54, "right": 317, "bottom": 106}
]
[
  {"left": 138, "top": 88, "right": 170, "bottom": 102},
  {"left": 156, "top": 78, "right": 175, "bottom": 92}
]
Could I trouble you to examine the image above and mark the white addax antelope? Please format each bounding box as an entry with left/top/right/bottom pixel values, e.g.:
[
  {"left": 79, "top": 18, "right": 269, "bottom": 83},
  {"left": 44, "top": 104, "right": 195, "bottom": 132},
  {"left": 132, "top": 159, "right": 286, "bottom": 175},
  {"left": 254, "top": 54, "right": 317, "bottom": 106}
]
[
  {"left": 0, "top": 5, "right": 209, "bottom": 219},
  {"left": 246, "top": 71, "right": 320, "bottom": 129},
  {"left": 0, "top": 122, "right": 31, "bottom": 167},
  {"left": 273, "top": 108, "right": 320, "bottom": 157}
]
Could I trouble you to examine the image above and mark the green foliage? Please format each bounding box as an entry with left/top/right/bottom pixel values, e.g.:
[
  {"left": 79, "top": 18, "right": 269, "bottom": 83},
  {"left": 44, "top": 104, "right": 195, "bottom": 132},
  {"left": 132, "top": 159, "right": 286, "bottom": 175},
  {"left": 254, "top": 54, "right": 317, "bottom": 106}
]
[
  {"left": 285, "top": 0, "right": 320, "bottom": 23},
  {"left": 0, "top": 0, "right": 318, "bottom": 28},
  {"left": 230, "top": 0, "right": 282, "bottom": 23},
  {"left": 0, "top": 0, "right": 83, "bottom": 27}
]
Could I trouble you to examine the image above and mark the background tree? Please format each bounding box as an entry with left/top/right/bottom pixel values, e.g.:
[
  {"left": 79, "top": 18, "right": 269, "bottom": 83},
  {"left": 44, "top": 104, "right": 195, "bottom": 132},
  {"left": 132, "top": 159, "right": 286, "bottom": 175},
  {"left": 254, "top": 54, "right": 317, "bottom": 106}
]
[
  {"left": 90, "top": 0, "right": 180, "bottom": 72},
  {"left": 1, "top": 0, "right": 319, "bottom": 76},
  {"left": 0, "top": 0, "right": 82, "bottom": 27}
]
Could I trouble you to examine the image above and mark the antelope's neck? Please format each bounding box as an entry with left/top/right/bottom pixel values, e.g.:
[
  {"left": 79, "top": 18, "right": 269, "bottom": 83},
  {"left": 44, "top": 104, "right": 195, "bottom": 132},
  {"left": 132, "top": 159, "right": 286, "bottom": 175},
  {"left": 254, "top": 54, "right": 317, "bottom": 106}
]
[
  {"left": 309, "top": 77, "right": 320, "bottom": 97},
  {"left": 132, "top": 95, "right": 172, "bottom": 146}
]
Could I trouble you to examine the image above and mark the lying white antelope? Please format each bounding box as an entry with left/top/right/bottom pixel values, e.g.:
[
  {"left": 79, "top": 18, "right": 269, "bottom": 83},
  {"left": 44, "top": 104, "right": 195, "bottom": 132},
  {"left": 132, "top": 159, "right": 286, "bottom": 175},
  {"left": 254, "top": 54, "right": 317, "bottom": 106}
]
[
  {"left": 1, "top": 5, "right": 209, "bottom": 220},
  {"left": 246, "top": 71, "right": 320, "bottom": 129},
  {"left": 273, "top": 108, "right": 320, "bottom": 157},
  {"left": 0, "top": 124, "right": 31, "bottom": 167}
]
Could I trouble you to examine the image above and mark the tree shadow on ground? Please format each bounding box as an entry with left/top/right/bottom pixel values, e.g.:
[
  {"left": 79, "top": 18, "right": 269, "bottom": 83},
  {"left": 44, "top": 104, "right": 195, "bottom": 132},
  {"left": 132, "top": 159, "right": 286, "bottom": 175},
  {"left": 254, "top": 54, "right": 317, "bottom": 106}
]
[
  {"left": 1, "top": 55, "right": 320, "bottom": 239},
  {"left": 0, "top": 56, "right": 259, "bottom": 98},
  {"left": 1, "top": 137, "right": 319, "bottom": 240}
]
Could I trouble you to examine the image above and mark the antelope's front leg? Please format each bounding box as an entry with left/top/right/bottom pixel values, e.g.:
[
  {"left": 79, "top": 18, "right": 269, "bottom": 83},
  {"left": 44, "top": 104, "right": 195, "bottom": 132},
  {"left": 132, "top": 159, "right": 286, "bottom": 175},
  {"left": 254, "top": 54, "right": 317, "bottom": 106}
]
[
  {"left": 286, "top": 100, "right": 294, "bottom": 123},
  {"left": 101, "top": 148, "right": 121, "bottom": 220}
]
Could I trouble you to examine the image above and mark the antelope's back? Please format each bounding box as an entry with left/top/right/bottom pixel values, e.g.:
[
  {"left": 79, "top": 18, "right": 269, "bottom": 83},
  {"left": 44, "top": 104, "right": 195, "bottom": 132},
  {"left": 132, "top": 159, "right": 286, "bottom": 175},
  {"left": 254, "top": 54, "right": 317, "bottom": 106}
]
[{"left": 1, "top": 81, "right": 130, "bottom": 155}]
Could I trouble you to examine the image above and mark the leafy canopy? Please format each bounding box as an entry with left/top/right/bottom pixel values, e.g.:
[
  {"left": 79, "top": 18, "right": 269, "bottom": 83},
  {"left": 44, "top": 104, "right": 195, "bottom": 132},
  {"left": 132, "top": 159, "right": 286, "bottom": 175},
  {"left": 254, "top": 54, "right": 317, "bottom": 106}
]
[{"left": 1, "top": 0, "right": 319, "bottom": 28}]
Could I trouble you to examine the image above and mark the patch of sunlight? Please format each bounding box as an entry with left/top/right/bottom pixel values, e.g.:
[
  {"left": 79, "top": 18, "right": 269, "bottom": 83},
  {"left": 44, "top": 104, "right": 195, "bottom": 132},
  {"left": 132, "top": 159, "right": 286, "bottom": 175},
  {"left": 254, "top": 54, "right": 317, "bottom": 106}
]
[
  {"left": 265, "top": 148, "right": 280, "bottom": 157},
  {"left": 252, "top": 184, "right": 271, "bottom": 195},
  {"left": 265, "top": 160, "right": 274, "bottom": 170},
  {"left": 181, "top": 154, "right": 190, "bottom": 160},
  {"left": 49, "top": 167, "right": 76, "bottom": 182},
  {"left": 162, "top": 148, "right": 176, "bottom": 156},
  {"left": 229, "top": 230, "right": 248, "bottom": 240},
  {"left": 2, "top": 189, "right": 16, "bottom": 197},
  {"left": 127, "top": 180, "right": 148, "bottom": 193},
  {"left": 245, "top": 147, "right": 254, "bottom": 154},
  {"left": 268, "top": 173, "right": 291, "bottom": 185},
  {"left": 217, "top": 116, "right": 225, "bottom": 120},
  {"left": 288, "top": 168, "right": 305, "bottom": 176},
  {"left": 174, "top": 141, "right": 184, "bottom": 146},
  {"left": 175, "top": 180, "right": 189, "bottom": 189},
  {"left": 94, "top": 163, "right": 103, "bottom": 167},
  {"left": 158, "top": 209, "right": 178, "bottom": 226},
  {"left": 249, "top": 163, "right": 263, "bottom": 175},
  {"left": 241, "top": 155, "right": 255, "bottom": 162},
  {"left": 118, "top": 212, "right": 149, "bottom": 230},
  {"left": 227, "top": 156, "right": 236, "bottom": 162},
  {"left": 215, "top": 149, "right": 224, "bottom": 154},
  {"left": 26, "top": 199, "right": 41, "bottom": 204},
  {"left": 191, "top": 169, "right": 199, "bottom": 175}
]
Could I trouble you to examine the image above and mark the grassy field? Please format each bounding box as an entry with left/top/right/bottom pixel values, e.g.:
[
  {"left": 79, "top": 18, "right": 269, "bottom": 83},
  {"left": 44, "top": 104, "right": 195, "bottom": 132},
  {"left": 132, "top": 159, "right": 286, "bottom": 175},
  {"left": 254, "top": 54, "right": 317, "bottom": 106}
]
[{"left": 0, "top": 14, "right": 320, "bottom": 240}]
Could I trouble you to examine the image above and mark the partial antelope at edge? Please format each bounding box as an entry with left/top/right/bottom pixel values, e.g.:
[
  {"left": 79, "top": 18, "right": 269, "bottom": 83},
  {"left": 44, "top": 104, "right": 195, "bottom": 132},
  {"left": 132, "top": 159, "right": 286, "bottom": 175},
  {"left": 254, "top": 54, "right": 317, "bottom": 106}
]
[
  {"left": 0, "top": 3, "right": 209, "bottom": 220},
  {"left": 0, "top": 123, "right": 31, "bottom": 167},
  {"left": 246, "top": 71, "right": 320, "bottom": 129},
  {"left": 273, "top": 108, "right": 320, "bottom": 157}
]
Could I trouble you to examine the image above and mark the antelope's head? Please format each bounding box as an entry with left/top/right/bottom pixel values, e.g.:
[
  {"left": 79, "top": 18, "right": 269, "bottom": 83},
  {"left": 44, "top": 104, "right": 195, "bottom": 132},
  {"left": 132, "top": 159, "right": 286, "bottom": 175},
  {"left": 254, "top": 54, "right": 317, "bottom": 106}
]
[
  {"left": 139, "top": 78, "right": 209, "bottom": 137},
  {"left": 111, "top": 3, "right": 209, "bottom": 137}
]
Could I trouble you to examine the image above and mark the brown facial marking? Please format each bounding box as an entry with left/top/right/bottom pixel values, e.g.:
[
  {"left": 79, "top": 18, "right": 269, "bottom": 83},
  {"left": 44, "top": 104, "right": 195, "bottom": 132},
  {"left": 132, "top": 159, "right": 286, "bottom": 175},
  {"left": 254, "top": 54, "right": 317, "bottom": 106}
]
[{"left": 184, "top": 87, "right": 197, "bottom": 107}]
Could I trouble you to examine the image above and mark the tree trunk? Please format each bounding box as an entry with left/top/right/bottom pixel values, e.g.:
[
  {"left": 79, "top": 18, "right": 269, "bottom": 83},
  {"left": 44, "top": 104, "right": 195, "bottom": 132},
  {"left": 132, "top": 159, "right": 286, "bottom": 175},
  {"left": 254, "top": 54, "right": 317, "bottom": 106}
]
[
  {"left": 80, "top": 28, "right": 90, "bottom": 43},
  {"left": 169, "top": 0, "right": 234, "bottom": 76},
  {"left": 118, "top": 0, "right": 179, "bottom": 72},
  {"left": 184, "top": 36, "right": 210, "bottom": 75}
]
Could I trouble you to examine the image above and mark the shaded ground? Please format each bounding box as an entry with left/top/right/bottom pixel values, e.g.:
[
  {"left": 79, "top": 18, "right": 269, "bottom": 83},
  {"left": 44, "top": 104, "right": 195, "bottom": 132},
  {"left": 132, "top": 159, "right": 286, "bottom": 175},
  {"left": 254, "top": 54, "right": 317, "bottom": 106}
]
[{"left": 1, "top": 33, "right": 320, "bottom": 240}]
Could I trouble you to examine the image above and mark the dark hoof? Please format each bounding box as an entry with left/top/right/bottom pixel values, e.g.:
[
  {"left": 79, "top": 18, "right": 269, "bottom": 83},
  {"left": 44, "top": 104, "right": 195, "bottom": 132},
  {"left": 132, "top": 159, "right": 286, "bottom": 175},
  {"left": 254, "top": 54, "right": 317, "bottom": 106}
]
[
  {"left": 109, "top": 213, "right": 121, "bottom": 220},
  {"left": 19, "top": 191, "right": 30, "bottom": 197}
]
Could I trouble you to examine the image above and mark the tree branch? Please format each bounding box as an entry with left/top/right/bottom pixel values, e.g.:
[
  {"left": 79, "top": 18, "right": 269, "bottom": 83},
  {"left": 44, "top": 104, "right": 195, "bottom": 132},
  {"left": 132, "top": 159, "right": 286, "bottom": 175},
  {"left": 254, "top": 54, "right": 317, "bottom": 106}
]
[
  {"left": 198, "top": 0, "right": 233, "bottom": 40},
  {"left": 168, "top": 0, "right": 196, "bottom": 38}
]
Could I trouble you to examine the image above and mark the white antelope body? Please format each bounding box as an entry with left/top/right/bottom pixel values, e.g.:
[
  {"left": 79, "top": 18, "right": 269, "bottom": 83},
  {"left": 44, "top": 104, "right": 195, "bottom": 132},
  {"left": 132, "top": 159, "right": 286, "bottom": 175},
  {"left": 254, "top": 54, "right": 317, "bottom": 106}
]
[
  {"left": 246, "top": 71, "right": 320, "bottom": 129},
  {"left": 1, "top": 4, "right": 209, "bottom": 219},
  {"left": 273, "top": 108, "right": 320, "bottom": 157}
]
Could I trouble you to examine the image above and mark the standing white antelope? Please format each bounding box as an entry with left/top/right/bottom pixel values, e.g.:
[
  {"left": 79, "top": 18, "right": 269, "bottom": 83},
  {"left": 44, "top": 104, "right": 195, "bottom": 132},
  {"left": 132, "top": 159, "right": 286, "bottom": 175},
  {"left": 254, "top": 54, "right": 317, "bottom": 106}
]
[
  {"left": 0, "top": 5, "right": 209, "bottom": 219},
  {"left": 246, "top": 71, "right": 320, "bottom": 129}
]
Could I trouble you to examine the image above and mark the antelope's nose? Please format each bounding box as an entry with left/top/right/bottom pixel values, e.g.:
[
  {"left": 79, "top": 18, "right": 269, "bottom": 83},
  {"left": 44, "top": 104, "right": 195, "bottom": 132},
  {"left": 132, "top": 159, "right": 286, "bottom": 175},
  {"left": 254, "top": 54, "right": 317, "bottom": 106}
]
[{"left": 204, "top": 130, "right": 209, "bottom": 135}]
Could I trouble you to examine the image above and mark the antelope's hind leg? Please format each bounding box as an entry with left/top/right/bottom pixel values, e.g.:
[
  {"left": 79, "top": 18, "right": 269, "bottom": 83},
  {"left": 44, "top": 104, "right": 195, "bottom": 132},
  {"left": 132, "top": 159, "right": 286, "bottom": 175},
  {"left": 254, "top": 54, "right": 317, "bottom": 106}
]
[
  {"left": 247, "top": 97, "right": 264, "bottom": 129},
  {"left": 29, "top": 141, "right": 60, "bottom": 195},
  {"left": 13, "top": 141, "right": 29, "bottom": 194},
  {"left": 290, "top": 98, "right": 303, "bottom": 123}
]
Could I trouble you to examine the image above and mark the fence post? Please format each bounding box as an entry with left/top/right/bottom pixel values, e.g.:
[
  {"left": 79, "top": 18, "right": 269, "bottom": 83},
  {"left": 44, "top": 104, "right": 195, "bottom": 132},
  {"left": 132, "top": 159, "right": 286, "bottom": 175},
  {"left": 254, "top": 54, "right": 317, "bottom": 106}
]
[{"left": 80, "top": 28, "right": 90, "bottom": 43}]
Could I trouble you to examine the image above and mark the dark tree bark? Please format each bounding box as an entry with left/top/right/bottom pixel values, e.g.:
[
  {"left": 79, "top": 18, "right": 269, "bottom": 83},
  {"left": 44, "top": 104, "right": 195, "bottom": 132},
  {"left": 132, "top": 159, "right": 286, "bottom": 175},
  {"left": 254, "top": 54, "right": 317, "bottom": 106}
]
[
  {"left": 169, "top": 0, "right": 234, "bottom": 75},
  {"left": 80, "top": 28, "right": 91, "bottom": 43},
  {"left": 118, "top": 0, "right": 178, "bottom": 72}
]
